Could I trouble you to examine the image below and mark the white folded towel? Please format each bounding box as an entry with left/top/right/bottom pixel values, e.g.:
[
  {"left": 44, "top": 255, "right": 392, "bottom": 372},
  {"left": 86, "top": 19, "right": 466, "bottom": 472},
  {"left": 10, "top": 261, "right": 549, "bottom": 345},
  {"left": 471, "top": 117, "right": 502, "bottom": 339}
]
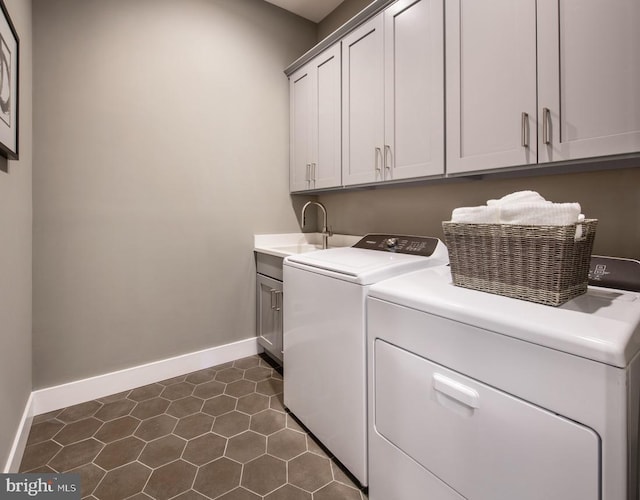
[
  {"left": 499, "top": 202, "right": 582, "bottom": 226},
  {"left": 451, "top": 205, "right": 501, "bottom": 224},
  {"left": 450, "top": 191, "right": 585, "bottom": 231},
  {"left": 487, "top": 190, "right": 549, "bottom": 207}
]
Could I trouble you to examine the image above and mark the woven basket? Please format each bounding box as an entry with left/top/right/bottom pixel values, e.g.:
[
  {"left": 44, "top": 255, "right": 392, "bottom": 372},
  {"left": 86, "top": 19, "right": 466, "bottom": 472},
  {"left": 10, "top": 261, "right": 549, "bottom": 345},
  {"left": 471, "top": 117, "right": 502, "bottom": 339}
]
[{"left": 442, "top": 220, "right": 598, "bottom": 306}]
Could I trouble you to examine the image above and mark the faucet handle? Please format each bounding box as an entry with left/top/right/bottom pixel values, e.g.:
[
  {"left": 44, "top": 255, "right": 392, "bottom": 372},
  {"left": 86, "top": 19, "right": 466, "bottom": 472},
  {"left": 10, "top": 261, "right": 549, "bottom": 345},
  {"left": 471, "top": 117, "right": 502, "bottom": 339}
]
[{"left": 324, "top": 226, "right": 333, "bottom": 237}]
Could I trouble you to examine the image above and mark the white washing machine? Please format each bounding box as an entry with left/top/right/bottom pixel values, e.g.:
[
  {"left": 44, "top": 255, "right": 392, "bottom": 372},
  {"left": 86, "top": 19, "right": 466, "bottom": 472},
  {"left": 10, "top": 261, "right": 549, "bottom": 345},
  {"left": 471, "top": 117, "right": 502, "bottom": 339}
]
[
  {"left": 367, "top": 258, "right": 640, "bottom": 500},
  {"left": 283, "top": 234, "right": 449, "bottom": 486}
]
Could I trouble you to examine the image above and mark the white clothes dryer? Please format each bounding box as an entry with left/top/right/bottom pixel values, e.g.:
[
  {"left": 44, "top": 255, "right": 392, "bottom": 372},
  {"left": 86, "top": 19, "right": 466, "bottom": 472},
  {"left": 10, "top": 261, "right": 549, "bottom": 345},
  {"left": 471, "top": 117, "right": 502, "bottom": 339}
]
[
  {"left": 283, "top": 234, "right": 449, "bottom": 486},
  {"left": 366, "top": 258, "right": 640, "bottom": 500}
]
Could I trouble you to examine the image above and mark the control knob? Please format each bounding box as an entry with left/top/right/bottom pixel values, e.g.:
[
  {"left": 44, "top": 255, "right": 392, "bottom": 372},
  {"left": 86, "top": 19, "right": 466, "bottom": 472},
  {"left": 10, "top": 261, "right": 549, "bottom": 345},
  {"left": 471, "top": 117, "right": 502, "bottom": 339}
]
[{"left": 386, "top": 237, "right": 398, "bottom": 249}]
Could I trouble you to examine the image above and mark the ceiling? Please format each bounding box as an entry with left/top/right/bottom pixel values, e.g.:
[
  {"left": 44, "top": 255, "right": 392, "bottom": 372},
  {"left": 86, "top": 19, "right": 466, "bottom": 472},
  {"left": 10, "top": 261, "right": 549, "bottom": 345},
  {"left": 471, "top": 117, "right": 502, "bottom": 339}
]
[{"left": 264, "top": 0, "right": 345, "bottom": 22}]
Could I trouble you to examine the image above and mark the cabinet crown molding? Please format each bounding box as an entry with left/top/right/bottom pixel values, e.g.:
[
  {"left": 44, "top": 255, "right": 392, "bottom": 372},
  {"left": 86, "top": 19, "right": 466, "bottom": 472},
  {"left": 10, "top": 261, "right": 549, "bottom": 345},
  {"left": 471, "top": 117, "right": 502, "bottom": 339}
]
[{"left": 284, "top": 0, "right": 396, "bottom": 77}]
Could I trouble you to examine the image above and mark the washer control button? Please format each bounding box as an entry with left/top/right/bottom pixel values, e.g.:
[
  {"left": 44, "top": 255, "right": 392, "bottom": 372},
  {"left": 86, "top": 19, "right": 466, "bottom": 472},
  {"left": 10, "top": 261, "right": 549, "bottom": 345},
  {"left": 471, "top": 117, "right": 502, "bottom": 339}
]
[{"left": 386, "top": 237, "right": 398, "bottom": 249}]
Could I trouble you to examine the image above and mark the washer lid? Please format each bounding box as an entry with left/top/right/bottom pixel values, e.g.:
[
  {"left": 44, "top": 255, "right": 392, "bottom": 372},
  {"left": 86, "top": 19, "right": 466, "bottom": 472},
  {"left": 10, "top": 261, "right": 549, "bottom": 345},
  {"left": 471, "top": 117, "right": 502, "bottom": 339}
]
[
  {"left": 369, "top": 266, "right": 640, "bottom": 368},
  {"left": 284, "top": 243, "right": 449, "bottom": 285}
]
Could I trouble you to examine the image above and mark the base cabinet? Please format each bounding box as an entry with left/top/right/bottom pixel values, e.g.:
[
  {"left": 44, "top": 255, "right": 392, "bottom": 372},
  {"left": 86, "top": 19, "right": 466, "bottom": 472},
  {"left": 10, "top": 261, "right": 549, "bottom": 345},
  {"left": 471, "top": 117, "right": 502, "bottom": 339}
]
[{"left": 256, "top": 254, "right": 283, "bottom": 363}]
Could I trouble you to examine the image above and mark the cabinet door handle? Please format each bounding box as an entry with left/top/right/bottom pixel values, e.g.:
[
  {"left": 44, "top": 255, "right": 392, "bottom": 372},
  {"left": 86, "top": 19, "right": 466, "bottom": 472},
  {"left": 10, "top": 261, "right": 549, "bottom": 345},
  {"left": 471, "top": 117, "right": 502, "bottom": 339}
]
[
  {"left": 542, "top": 107, "right": 551, "bottom": 145},
  {"left": 375, "top": 147, "right": 382, "bottom": 175},
  {"left": 270, "top": 289, "right": 277, "bottom": 310},
  {"left": 433, "top": 373, "right": 480, "bottom": 409},
  {"left": 274, "top": 290, "right": 282, "bottom": 312},
  {"left": 384, "top": 145, "right": 392, "bottom": 173},
  {"left": 521, "top": 112, "right": 529, "bottom": 148},
  {"left": 305, "top": 164, "right": 311, "bottom": 183},
  {"left": 311, "top": 163, "right": 316, "bottom": 183}
]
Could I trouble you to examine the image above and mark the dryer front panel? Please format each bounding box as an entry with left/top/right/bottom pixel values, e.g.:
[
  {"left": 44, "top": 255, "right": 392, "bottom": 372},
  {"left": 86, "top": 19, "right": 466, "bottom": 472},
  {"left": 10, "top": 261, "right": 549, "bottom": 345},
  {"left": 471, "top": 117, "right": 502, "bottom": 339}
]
[{"left": 373, "top": 339, "right": 600, "bottom": 500}]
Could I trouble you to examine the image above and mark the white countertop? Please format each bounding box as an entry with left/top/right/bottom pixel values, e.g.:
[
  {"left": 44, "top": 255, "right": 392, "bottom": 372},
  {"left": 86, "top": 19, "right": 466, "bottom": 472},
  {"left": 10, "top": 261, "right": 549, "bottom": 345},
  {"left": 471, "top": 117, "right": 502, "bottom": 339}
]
[{"left": 254, "top": 233, "right": 362, "bottom": 258}]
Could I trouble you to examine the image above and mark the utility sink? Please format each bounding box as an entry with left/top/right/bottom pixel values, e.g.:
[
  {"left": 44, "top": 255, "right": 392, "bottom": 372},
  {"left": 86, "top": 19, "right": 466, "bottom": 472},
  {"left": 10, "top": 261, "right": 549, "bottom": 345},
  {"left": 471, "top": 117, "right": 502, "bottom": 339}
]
[
  {"left": 270, "top": 243, "right": 324, "bottom": 255},
  {"left": 254, "top": 233, "right": 362, "bottom": 258}
]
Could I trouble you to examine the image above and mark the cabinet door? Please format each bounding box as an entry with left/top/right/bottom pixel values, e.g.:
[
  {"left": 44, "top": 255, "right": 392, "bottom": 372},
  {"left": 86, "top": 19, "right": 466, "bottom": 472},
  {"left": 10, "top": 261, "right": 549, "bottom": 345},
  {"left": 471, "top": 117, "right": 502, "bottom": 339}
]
[
  {"left": 256, "top": 274, "right": 283, "bottom": 362},
  {"left": 538, "top": 0, "right": 640, "bottom": 163},
  {"left": 289, "top": 66, "right": 312, "bottom": 192},
  {"left": 446, "top": 0, "right": 537, "bottom": 174},
  {"left": 342, "top": 15, "right": 384, "bottom": 186},
  {"left": 312, "top": 45, "right": 342, "bottom": 189},
  {"left": 384, "top": 0, "right": 444, "bottom": 181}
]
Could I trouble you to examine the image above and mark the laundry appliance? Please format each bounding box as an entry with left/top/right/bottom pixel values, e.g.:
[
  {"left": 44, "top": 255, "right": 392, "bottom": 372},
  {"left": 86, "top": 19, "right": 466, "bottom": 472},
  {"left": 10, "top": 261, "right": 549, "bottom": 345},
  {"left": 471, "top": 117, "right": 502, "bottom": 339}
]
[
  {"left": 283, "top": 233, "right": 449, "bottom": 486},
  {"left": 366, "top": 257, "right": 640, "bottom": 500}
]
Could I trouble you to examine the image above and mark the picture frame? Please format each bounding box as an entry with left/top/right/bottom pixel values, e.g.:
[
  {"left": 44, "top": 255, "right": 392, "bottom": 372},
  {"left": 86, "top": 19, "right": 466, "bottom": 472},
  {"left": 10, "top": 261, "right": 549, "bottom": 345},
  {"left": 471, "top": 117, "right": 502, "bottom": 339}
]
[{"left": 0, "top": 0, "right": 18, "bottom": 160}]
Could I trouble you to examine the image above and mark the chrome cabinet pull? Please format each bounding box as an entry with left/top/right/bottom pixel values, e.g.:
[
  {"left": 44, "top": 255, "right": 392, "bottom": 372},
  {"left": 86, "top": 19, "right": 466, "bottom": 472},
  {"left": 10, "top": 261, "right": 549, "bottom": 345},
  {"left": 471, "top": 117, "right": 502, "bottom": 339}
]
[
  {"left": 542, "top": 107, "right": 551, "bottom": 145},
  {"left": 375, "top": 147, "right": 382, "bottom": 175},
  {"left": 311, "top": 163, "right": 316, "bottom": 183},
  {"left": 305, "top": 164, "right": 311, "bottom": 183},
  {"left": 521, "top": 112, "right": 529, "bottom": 148},
  {"left": 275, "top": 290, "right": 282, "bottom": 312},
  {"left": 384, "top": 145, "right": 392, "bottom": 175},
  {"left": 270, "top": 289, "right": 277, "bottom": 310}
]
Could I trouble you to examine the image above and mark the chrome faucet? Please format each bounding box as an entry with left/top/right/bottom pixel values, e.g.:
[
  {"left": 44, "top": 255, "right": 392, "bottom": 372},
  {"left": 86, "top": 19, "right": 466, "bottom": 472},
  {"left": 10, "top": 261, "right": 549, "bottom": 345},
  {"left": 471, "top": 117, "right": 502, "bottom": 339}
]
[{"left": 301, "top": 201, "right": 332, "bottom": 249}]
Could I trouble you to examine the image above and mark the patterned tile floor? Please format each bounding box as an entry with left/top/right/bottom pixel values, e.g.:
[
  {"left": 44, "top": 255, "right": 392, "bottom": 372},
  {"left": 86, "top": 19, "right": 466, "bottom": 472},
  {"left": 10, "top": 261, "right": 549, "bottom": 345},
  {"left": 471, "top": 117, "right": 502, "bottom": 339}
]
[{"left": 20, "top": 355, "right": 367, "bottom": 500}]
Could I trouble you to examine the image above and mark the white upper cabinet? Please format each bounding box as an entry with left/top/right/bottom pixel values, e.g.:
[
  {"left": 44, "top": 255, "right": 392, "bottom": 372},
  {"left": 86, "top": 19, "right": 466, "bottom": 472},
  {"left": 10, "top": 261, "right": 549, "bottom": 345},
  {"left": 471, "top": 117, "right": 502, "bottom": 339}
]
[
  {"left": 342, "top": 15, "right": 385, "bottom": 186},
  {"left": 537, "top": 0, "right": 640, "bottom": 163},
  {"left": 289, "top": 45, "right": 342, "bottom": 192},
  {"left": 290, "top": 0, "right": 639, "bottom": 188},
  {"left": 384, "top": 0, "right": 445, "bottom": 181},
  {"left": 314, "top": 45, "right": 342, "bottom": 189},
  {"left": 343, "top": 0, "right": 444, "bottom": 186},
  {"left": 446, "top": 0, "right": 537, "bottom": 174},
  {"left": 447, "top": 0, "right": 640, "bottom": 175},
  {"left": 290, "top": 66, "right": 312, "bottom": 192}
]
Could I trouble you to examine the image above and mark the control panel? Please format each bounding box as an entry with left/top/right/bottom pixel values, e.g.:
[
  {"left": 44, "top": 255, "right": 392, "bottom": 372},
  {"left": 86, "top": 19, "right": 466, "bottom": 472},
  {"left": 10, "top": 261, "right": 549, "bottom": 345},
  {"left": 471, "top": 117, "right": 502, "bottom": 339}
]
[
  {"left": 588, "top": 256, "right": 640, "bottom": 292},
  {"left": 352, "top": 234, "right": 440, "bottom": 257}
]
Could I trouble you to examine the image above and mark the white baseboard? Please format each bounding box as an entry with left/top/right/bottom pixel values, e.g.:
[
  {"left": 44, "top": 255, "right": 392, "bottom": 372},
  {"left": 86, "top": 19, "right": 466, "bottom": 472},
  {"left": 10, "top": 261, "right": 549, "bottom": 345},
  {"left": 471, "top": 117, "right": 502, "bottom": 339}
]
[
  {"left": 3, "top": 393, "right": 34, "bottom": 473},
  {"left": 4, "top": 338, "right": 261, "bottom": 473},
  {"left": 32, "top": 337, "right": 261, "bottom": 416}
]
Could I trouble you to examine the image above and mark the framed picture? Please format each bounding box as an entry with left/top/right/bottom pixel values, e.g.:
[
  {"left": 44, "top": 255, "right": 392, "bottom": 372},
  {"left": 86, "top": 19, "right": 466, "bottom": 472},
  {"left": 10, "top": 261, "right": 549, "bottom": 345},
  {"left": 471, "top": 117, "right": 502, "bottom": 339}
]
[{"left": 0, "top": 0, "right": 18, "bottom": 160}]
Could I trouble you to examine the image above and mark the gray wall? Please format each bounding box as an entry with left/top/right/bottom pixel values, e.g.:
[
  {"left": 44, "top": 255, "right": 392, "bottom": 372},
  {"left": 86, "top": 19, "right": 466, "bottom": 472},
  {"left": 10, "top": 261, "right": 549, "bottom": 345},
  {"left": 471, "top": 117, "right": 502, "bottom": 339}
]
[
  {"left": 1, "top": 0, "right": 33, "bottom": 469},
  {"left": 318, "top": 0, "right": 372, "bottom": 40},
  {"left": 32, "top": 0, "right": 316, "bottom": 389},
  {"left": 28, "top": 0, "right": 640, "bottom": 397}
]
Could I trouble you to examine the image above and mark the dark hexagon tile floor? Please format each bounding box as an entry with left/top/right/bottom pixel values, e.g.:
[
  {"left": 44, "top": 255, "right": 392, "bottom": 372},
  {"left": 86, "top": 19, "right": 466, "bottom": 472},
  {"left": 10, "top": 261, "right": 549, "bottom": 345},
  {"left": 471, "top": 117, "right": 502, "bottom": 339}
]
[{"left": 20, "top": 355, "right": 367, "bottom": 500}]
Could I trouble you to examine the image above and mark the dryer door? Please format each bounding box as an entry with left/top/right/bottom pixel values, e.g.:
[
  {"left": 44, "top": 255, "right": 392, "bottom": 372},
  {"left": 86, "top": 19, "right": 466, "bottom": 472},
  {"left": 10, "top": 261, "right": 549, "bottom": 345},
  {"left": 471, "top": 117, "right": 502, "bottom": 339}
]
[{"left": 373, "top": 339, "right": 600, "bottom": 500}]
